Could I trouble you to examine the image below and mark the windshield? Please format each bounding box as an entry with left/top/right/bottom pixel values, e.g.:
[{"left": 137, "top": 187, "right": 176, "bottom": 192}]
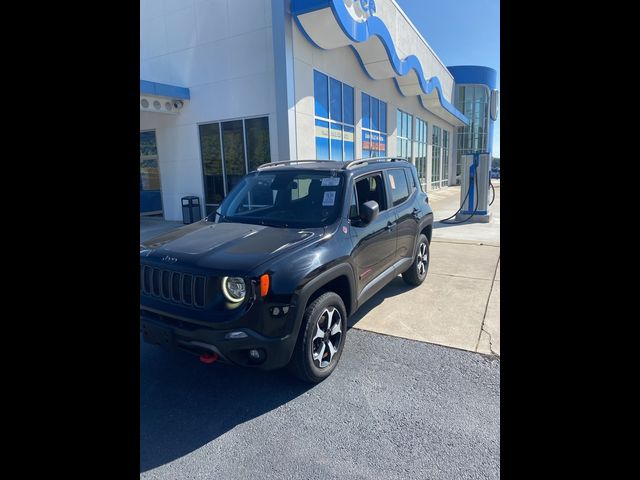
[{"left": 215, "top": 170, "right": 345, "bottom": 228}]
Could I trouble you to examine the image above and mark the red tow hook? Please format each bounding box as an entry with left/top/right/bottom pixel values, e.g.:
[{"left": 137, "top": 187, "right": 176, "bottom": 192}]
[{"left": 199, "top": 352, "right": 219, "bottom": 364}]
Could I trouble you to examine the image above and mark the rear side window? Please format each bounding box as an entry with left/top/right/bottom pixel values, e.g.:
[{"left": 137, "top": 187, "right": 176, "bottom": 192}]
[
  {"left": 387, "top": 168, "right": 410, "bottom": 206},
  {"left": 404, "top": 168, "right": 415, "bottom": 191}
]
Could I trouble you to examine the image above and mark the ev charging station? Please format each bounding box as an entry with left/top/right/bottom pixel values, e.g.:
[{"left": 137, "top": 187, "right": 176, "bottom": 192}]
[{"left": 457, "top": 152, "right": 492, "bottom": 223}]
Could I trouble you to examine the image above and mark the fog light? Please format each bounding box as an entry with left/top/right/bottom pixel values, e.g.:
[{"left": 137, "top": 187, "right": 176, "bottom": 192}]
[
  {"left": 225, "top": 331, "right": 248, "bottom": 340},
  {"left": 270, "top": 305, "right": 290, "bottom": 317},
  {"left": 248, "top": 349, "right": 261, "bottom": 360}
]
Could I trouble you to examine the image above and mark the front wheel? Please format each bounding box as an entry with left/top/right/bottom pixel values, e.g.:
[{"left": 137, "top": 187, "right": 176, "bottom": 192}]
[
  {"left": 402, "top": 234, "right": 430, "bottom": 286},
  {"left": 287, "top": 291, "right": 347, "bottom": 383}
]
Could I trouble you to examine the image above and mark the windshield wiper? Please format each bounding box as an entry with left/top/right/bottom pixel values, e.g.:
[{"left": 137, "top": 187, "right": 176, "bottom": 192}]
[{"left": 257, "top": 219, "right": 289, "bottom": 228}]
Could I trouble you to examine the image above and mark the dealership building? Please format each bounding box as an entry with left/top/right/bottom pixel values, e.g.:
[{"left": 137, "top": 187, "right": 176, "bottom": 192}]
[{"left": 140, "top": 0, "right": 498, "bottom": 219}]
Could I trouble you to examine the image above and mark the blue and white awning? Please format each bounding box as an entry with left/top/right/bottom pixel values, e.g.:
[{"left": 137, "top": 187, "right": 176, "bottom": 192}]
[{"left": 292, "top": 0, "right": 468, "bottom": 126}]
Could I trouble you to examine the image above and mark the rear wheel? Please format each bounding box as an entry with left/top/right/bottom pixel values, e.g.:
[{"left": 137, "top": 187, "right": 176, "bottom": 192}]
[
  {"left": 288, "top": 291, "right": 347, "bottom": 383},
  {"left": 402, "top": 234, "right": 429, "bottom": 286}
]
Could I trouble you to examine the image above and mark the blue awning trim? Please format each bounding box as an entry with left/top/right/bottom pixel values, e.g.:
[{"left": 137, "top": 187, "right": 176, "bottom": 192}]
[
  {"left": 140, "top": 80, "right": 190, "bottom": 100},
  {"left": 292, "top": 0, "right": 468, "bottom": 125}
]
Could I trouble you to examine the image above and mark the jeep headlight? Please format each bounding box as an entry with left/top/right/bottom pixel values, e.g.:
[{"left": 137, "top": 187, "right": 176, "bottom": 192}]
[{"left": 221, "top": 276, "right": 246, "bottom": 303}]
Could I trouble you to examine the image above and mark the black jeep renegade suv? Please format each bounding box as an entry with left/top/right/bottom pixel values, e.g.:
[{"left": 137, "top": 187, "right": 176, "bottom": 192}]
[{"left": 140, "top": 158, "right": 433, "bottom": 383}]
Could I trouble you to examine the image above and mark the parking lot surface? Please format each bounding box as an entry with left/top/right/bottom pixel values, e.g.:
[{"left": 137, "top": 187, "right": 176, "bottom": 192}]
[
  {"left": 140, "top": 183, "right": 500, "bottom": 478},
  {"left": 141, "top": 328, "right": 499, "bottom": 479}
]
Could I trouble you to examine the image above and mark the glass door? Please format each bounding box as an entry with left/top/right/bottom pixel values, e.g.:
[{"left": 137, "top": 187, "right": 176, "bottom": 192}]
[
  {"left": 140, "top": 130, "right": 163, "bottom": 215},
  {"left": 199, "top": 117, "right": 271, "bottom": 216}
]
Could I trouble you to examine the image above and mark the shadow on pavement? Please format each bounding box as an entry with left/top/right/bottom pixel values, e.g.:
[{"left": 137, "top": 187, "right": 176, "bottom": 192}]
[
  {"left": 140, "top": 342, "right": 312, "bottom": 473},
  {"left": 347, "top": 276, "right": 415, "bottom": 328},
  {"left": 141, "top": 276, "right": 417, "bottom": 473}
]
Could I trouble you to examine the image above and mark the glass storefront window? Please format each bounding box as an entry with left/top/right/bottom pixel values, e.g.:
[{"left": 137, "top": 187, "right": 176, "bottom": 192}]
[
  {"left": 315, "top": 119, "right": 329, "bottom": 160},
  {"left": 455, "top": 84, "right": 490, "bottom": 180},
  {"left": 140, "top": 131, "right": 161, "bottom": 191},
  {"left": 343, "top": 85, "right": 354, "bottom": 126},
  {"left": 329, "top": 77, "right": 342, "bottom": 122},
  {"left": 313, "top": 70, "right": 354, "bottom": 161},
  {"left": 442, "top": 130, "right": 450, "bottom": 186},
  {"left": 199, "top": 117, "right": 271, "bottom": 215},
  {"left": 222, "top": 120, "right": 245, "bottom": 194},
  {"left": 199, "top": 123, "right": 225, "bottom": 211},
  {"left": 246, "top": 117, "right": 271, "bottom": 172},
  {"left": 414, "top": 118, "right": 428, "bottom": 191},
  {"left": 431, "top": 126, "right": 442, "bottom": 189},
  {"left": 314, "top": 70, "right": 329, "bottom": 119},
  {"left": 140, "top": 130, "right": 164, "bottom": 214},
  {"left": 362, "top": 93, "right": 370, "bottom": 129},
  {"left": 362, "top": 93, "right": 388, "bottom": 158},
  {"left": 396, "top": 109, "right": 413, "bottom": 162}
]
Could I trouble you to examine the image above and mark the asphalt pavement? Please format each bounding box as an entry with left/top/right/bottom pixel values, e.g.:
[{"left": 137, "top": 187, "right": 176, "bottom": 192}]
[
  {"left": 141, "top": 329, "right": 499, "bottom": 479},
  {"left": 140, "top": 185, "right": 500, "bottom": 479}
]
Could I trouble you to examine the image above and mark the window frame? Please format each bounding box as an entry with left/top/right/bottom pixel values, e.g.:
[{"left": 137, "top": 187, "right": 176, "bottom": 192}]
[
  {"left": 396, "top": 109, "right": 413, "bottom": 162},
  {"left": 413, "top": 117, "right": 428, "bottom": 190},
  {"left": 313, "top": 69, "right": 355, "bottom": 161},
  {"left": 361, "top": 92, "right": 388, "bottom": 158},
  {"left": 351, "top": 170, "right": 389, "bottom": 215},
  {"left": 198, "top": 114, "right": 271, "bottom": 214}
]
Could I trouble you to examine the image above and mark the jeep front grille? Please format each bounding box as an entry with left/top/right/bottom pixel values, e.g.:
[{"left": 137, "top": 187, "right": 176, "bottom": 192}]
[{"left": 140, "top": 265, "right": 207, "bottom": 308}]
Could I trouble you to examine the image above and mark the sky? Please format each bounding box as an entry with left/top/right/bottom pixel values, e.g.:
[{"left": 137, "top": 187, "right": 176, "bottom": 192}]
[{"left": 394, "top": 0, "right": 500, "bottom": 157}]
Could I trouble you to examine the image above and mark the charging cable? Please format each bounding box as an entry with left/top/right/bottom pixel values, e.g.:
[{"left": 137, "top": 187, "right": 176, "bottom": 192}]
[
  {"left": 438, "top": 170, "right": 480, "bottom": 224},
  {"left": 489, "top": 180, "right": 495, "bottom": 206}
]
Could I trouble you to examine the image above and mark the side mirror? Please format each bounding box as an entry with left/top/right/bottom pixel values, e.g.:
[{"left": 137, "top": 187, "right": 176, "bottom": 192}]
[{"left": 360, "top": 200, "right": 379, "bottom": 224}]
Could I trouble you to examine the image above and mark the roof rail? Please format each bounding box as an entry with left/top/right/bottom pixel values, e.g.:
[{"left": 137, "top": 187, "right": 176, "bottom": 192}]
[
  {"left": 345, "top": 157, "right": 407, "bottom": 169},
  {"left": 256, "top": 159, "right": 337, "bottom": 170}
]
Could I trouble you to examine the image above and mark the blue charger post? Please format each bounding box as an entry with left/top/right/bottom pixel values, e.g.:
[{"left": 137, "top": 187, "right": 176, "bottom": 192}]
[
  {"left": 456, "top": 151, "right": 492, "bottom": 223},
  {"left": 460, "top": 153, "right": 479, "bottom": 216}
]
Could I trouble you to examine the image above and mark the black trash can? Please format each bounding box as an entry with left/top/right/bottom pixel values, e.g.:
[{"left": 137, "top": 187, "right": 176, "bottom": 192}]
[{"left": 181, "top": 196, "right": 202, "bottom": 224}]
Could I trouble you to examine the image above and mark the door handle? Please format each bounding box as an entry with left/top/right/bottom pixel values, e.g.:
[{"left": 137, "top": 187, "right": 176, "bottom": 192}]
[{"left": 386, "top": 221, "right": 396, "bottom": 231}]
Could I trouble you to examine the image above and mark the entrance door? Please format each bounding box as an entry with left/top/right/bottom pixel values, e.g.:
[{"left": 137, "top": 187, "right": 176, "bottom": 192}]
[{"left": 140, "top": 131, "right": 163, "bottom": 215}]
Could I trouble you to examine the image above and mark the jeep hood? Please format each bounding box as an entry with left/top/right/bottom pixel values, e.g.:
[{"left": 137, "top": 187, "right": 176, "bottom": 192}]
[{"left": 140, "top": 221, "right": 322, "bottom": 273}]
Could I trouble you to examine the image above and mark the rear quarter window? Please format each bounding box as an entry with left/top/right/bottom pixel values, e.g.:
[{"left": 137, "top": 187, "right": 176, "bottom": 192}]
[{"left": 387, "top": 168, "right": 410, "bottom": 206}]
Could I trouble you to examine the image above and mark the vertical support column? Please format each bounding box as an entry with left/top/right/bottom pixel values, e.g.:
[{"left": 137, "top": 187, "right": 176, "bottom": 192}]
[
  {"left": 425, "top": 122, "right": 433, "bottom": 191},
  {"left": 387, "top": 105, "right": 397, "bottom": 159},
  {"left": 272, "top": 0, "right": 297, "bottom": 160},
  {"left": 409, "top": 114, "right": 416, "bottom": 165},
  {"left": 355, "top": 88, "right": 363, "bottom": 159}
]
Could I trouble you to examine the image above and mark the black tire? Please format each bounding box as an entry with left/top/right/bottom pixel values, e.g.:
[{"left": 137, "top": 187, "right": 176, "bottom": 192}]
[
  {"left": 287, "top": 291, "right": 347, "bottom": 383},
  {"left": 402, "top": 234, "right": 430, "bottom": 286}
]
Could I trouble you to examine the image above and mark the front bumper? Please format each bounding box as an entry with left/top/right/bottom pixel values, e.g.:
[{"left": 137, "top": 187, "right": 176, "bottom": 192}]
[{"left": 140, "top": 308, "right": 299, "bottom": 370}]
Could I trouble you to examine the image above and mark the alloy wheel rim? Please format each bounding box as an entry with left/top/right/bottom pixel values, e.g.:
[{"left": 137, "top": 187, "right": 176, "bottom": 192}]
[
  {"left": 311, "top": 307, "right": 342, "bottom": 369},
  {"left": 416, "top": 242, "right": 428, "bottom": 277}
]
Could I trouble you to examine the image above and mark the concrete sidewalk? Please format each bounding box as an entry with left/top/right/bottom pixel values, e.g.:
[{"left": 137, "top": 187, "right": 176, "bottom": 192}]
[
  {"left": 352, "top": 183, "right": 500, "bottom": 355},
  {"left": 139, "top": 183, "right": 501, "bottom": 356}
]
